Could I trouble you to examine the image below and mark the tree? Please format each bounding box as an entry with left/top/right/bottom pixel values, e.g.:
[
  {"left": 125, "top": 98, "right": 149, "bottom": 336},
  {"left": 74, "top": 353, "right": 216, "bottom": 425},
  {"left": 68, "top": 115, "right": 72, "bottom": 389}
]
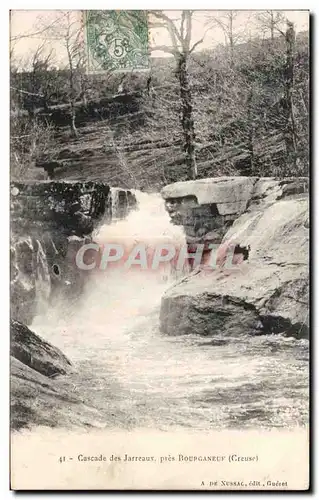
[
  {"left": 283, "top": 20, "right": 298, "bottom": 169},
  {"left": 13, "top": 42, "right": 58, "bottom": 115},
  {"left": 64, "top": 13, "right": 81, "bottom": 136},
  {"left": 254, "top": 15, "right": 300, "bottom": 170},
  {"left": 35, "top": 11, "right": 89, "bottom": 137},
  {"left": 150, "top": 11, "right": 210, "bottom": 180},
  {"left": 255, "top": 10, "right": 286, "bottom": 41},
  {"left": 10, "top": 46, "right": 56, "bottom": 179},
  {"left": 211, "top": 11, "right": 242, "bottom": 67}
]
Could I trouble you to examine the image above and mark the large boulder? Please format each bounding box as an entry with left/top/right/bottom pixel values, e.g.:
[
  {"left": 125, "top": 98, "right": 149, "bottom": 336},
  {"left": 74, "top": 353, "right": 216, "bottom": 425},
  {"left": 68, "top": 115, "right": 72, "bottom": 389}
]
[
  {"left": 11, "top": 357, "right": 102, "bottom": 431},
  {"left": 10, "top": 319, "right": 72, "bottom": 377},
  {"left": 160, "top": 178, "right": 309, "bottom": 339},
  {"left": 10, "top": 232, "right": 95, "bottom": 324},
  {"left": 10, "top": 320, "right": 105, "bottom": 430},
  {"left": 10, "top": 180, "right": 110, "bottom": 324},
  {"left": 161, "top": 176, "right": 309, "bottom": 242}
]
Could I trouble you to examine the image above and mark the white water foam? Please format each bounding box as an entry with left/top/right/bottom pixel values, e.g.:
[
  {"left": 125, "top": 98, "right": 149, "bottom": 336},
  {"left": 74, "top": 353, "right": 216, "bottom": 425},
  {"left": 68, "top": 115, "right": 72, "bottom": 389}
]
[{"left": 30, "top": 192, "right": 308, "bottom": 431}]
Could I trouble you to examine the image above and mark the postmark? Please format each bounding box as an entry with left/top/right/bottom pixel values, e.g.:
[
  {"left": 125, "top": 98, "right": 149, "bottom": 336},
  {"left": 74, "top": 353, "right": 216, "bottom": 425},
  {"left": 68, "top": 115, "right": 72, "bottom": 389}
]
[{"left": 84, "top": 10, "right": 149, "bottom": 73}]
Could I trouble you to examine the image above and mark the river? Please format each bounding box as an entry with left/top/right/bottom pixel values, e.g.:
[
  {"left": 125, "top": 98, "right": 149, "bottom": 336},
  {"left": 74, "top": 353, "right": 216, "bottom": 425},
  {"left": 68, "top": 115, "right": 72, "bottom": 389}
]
[{"left": 31, "top": 192, "right": 309, "bottom": 431}]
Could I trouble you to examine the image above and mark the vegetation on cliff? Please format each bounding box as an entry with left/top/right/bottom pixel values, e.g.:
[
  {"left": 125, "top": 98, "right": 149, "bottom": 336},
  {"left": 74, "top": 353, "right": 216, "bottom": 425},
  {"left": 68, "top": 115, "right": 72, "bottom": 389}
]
[{"left": 10, "top": 11, "right": 309, "bottom": 188}]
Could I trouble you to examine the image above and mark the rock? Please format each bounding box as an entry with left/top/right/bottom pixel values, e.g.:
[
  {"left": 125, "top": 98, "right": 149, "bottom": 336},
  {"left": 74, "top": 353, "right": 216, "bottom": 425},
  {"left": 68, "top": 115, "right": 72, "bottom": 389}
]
[
  {"left": 10, "top": 319, "right": 72, "bottom": 377},
  {"left": 10, "top": 181, "right": 110, "bottom": 324},
  {"left": 11, "top": 357, "right": 102, "bottom": 431},
  {"left": 10, "top": 180, "right": 111, "bottom": 234},
  {"left": 161, "top": 176, "right": 257, "bottom": 206},
  {"left": 10, "top": 320, "right": 105, "bottom": 431},
  {"left": 161, "top": 176, "right": 309, "bottom": 245},
  {"left": 10, "top": 181, "right": 137, "bottom": 324},
  {"left": 10, "top": 237, "right": 49, "bottom": 325},
  {"left": 160, "top": 178, "right": 309, "bottom": 339},
  {"left": 46, "top": 234, "right": 95, "bottom": 304},
  {"left": 71, "top": 211, "right": 94, "bottom": 236}
]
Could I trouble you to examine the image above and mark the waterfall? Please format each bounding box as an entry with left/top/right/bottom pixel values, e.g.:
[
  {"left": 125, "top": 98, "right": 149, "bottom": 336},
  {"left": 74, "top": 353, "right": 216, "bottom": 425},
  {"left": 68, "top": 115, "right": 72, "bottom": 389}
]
[
  {"left": 110, "top": 187, "right": 124, "bottom": 220},
  {"left": 93, "top": 190, "right": 188, "bottom": 281},
  {"left": 110, "top": 187, "right": 119, "bottom": 219},
  {"left": 33, "top": 191, "right": 187, "bottom": 330},
  {"left": 33, "top": 191, "right": 188, "bottom": 338},
  {"left": 29, "top": 191, "right": 309, "bottom": 431}
]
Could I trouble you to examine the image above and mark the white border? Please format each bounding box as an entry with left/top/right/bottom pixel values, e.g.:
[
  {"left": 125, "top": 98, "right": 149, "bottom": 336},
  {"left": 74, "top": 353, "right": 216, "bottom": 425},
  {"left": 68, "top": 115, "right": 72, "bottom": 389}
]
[{"left": 1, "top": 3, "right": 317, "bottom": 499}]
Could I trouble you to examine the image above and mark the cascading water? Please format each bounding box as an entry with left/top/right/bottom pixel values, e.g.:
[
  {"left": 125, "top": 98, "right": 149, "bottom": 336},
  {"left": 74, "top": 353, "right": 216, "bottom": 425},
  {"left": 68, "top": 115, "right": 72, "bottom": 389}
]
[
  {"left": 31, "top": 192, "right": 308, "bottom": 431},
  {"left": 110, "top": 187, "right": 121, "bottom": 220}
]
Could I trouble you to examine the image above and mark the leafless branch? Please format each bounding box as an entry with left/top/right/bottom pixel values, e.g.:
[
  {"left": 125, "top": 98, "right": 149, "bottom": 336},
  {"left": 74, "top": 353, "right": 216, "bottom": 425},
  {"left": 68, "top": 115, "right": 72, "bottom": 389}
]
[
  {"left": 189, "top": 27, "right": 211, "bottom": 54},
  {"left": 189, "top": 39, "right": 203, "bottom": 54},
  {"left": 152, "top": 11, "right": 182, "bottom": 52},
  {"left": 255, "top": 10, "right": 287, "bottom": 39},
  {"left": 184, "top": 11, "right": 192, "bottom": 52},
  {"left": 181, "top": 11, "right": 186, "bottom": 43},
  {"left": 10, "top": 86, "right": 45, "bottom": 98},
  {"left": 153, "top": 11, "right": 183, "bottom": 44},
  {"left": 10, "top": 15, "right": 64, "bottom": 41}
]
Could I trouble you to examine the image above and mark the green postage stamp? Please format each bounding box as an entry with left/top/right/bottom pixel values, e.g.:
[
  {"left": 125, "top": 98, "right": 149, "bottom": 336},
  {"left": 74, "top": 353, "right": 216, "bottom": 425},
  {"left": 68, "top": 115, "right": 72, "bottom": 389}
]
[{"left": 84, "top": 10, "right": 149, "bottom": 72}]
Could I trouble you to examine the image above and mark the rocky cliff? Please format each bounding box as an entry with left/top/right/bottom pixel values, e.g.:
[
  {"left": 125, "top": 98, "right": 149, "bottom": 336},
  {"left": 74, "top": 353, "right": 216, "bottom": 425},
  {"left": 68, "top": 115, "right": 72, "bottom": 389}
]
[
  {"left": 11, "top": 181, "right": 137, "bottom": 325},
  {"left": 10, "top": 181, "right": 137, "bottom": 430},
  {"left": 160, "top": 176, "right": 309, "bottom": 339}
]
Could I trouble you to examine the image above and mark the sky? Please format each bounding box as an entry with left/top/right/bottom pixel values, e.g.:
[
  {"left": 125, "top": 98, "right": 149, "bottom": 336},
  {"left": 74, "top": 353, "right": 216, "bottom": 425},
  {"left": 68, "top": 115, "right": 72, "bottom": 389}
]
[{"left": 10, "top": 10, "right": 309, "bottom": 68}]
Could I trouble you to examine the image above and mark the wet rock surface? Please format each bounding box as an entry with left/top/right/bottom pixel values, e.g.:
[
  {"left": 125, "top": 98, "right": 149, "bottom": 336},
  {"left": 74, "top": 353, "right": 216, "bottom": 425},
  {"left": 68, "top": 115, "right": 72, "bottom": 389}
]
[{"left": 160, "top": 177, "right": 309, "bottom": 339}]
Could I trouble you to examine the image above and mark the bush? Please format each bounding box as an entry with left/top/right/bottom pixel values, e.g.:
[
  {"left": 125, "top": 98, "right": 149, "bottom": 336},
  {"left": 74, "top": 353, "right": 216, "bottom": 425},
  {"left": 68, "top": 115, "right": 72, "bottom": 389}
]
[{"left": 10, "top": 114, "right": 55, "bottom": 180}]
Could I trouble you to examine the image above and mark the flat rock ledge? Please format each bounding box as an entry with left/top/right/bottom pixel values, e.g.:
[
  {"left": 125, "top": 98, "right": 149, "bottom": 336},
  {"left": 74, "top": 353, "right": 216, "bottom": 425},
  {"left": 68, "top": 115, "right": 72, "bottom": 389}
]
[{"left": 160, "top": 177, "right": 309, "bottom": 339}]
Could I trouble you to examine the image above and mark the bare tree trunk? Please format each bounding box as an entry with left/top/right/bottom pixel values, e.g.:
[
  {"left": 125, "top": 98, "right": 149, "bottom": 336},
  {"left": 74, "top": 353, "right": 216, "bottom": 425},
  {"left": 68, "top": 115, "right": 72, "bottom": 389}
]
[
  {"left": 66, "top": 37, "right": 78, "bottom": 138},
  {"left": 229, "top": 13, "right": 234, "bottom": 67},
  {"left": 247, "top": 87, "right": 255, "bottom": 174},
  {"left": 270, "top": 11, "right": 275, "bottom": 41},
  {"left": 177, "top": 53, "right": 197, "bottom": 180},
  {"left": 81, "top": 91, "right": 87, "bottom": 107},
  {"left": 283, "top": 21, "right": 297, "bottom": 170}
]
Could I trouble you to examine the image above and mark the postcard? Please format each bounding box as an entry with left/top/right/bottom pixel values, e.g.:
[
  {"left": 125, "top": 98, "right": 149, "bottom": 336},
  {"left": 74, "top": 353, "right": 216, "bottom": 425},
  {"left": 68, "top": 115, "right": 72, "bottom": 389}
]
[{"left": 10, "top": 9, "right": 309, "bottom": 491}]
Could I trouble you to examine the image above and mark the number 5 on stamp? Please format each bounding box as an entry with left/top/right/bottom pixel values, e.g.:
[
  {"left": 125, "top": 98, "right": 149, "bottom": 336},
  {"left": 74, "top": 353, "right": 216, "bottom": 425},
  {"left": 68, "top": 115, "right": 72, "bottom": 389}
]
[{"left": 84, "top": 10, "right": 149, "bottom": 73}]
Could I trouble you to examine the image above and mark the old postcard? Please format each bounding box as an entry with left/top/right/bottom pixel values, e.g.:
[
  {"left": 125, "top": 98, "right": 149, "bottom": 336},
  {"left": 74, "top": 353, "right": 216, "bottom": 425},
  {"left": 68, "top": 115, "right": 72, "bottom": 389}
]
[{"left": 10, "top": 9, "right": 309, "bottom": 491}]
